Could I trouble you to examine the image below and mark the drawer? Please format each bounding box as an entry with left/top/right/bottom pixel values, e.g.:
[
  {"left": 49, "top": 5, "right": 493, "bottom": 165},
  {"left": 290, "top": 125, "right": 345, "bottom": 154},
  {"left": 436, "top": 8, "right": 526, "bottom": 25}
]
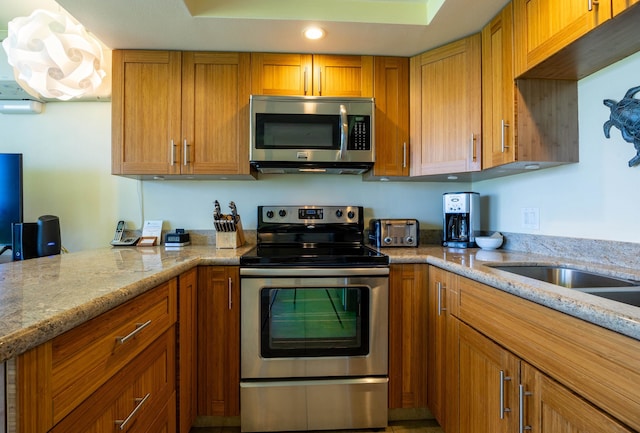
[
  {"left": 50, "top": 279, "right": 177, "bottom": 423},
  {"left": 51, "top": 328, "right": 176, "bottom": 433}
]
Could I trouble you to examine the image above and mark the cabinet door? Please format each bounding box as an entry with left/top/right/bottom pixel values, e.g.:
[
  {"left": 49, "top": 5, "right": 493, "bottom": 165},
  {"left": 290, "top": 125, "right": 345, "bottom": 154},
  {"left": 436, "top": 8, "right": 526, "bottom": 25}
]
[
  {"left": 388, "top": 264, "right": 428, "bottom": 409},
  {"left": 313, "top": 55, "right": 373, "bottom": 97},
  {"left": 371, "top": 57, "right": 410, "bottom": 177},
  {"left": 251, "top": 53, "right": 313, "bottom": 95},
  {"left": 458, "top": 322, "right": 519, "bottom": 433},
  {"left": 521, "top": 362, "right": 634, "bottom": 433},
  {"left": 410, "top": 34, "right": 482, "bottom": 176},
  {"left": 613, "top": 0, "right": 640, "bottom": 15},
  {"left": 513, "top": 0, "right": 612, "bottom": 76},
  {"left": 197, "top": 266, "right": 240, "bottom": 417},
  {"left": 177, "top": 269, "right": 197, "bottom": 433},
  {"left": 112, "top": 50, "right": 182, "bottom": 175},
  {"left": 182, "top": 52, "right": 251, "bottom": 175},
  {"left": 482, "top": 3, "right": 516, "bottom": 169},
  {"left": 427, "top": 267, "right": 454, "bottom": 426}
]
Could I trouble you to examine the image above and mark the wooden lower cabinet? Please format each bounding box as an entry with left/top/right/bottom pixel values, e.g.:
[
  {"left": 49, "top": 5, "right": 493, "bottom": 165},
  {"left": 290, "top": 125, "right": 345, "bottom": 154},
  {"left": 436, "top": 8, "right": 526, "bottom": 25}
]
[
  {"left": 438, "top": 271, "right": 640, "bottom": 433},
  {"left": 177, "top": 268, "right": 198, "bottom": 433},
  {"left": 458, "top": 322, "right": 634, "bottom": 433},
  {"left": 426, "top": 266, "right": 458, "bottom": 433},
  {"left": 388, "top": 264, "right": 428, "bottom": 409},
  {"left": 197, "top": 266, "right": 240, "bottom": 417},
  {"left": 50, "top": 329, "right": 175, "bottom": 433},
  {"left": 16, "top": 279, "right": 178, "bottom": 433}
]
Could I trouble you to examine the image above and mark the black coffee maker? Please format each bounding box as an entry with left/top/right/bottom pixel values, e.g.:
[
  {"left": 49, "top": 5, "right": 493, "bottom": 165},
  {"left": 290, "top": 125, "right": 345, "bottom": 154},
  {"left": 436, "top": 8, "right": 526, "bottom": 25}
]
[{"left": 442, "top": 192, "right": 480, "bottom": 248}]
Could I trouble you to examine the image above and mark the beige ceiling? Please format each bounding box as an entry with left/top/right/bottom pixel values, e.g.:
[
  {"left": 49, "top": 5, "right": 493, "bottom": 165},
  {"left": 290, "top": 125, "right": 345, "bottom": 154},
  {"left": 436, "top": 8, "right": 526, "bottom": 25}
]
[{"left": 1, "top": 0, "right": 510, "bottom": 57}]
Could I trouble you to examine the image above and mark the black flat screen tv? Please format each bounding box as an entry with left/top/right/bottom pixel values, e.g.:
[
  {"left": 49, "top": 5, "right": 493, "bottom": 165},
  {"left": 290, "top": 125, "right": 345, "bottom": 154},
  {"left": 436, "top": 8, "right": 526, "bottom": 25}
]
[{"left": 0, "top": 153, "right": 23, "bottom": 254}]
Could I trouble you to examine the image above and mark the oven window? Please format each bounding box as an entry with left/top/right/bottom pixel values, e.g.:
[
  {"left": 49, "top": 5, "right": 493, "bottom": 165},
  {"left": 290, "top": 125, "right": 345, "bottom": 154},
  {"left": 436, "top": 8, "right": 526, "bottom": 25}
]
[
  {"left": 260, "top": 286, "right": 370, "bottom": 358},
  {"left": 255, "top": 113, "right": 339, "bottom": 149}
]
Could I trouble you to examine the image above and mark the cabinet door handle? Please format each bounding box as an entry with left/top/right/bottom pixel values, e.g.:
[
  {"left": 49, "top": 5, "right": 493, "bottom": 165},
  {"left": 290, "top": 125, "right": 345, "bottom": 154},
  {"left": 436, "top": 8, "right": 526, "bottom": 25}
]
[
  {"left": 116, "top": 320, "right": 152, "bottom": 345},
  {"left": 437, "top": 282, "right": 447, "bottom": 316},
  {"left": 470, "top": 133, "right": 477, "bottom": 161},
  {"left": 115, "top": 393, "right": 151, "bottom": 430},
  {"left": 170, "top": 139, "right": 177, "bottom": 166},
  {"left": 499, "top": 370, "right": 512, "bottom": 419},
  {"left": 228, "top": 277, "right": 233, "bottom": 310},
  {"left": 304, "top": 67, "right": 309, "bottom": 95},
  {"left": 518, "top": 384, "right": 533, "bottom": 433},
  {"left": 318, "top": 67, "right": 322, "bottom": 95},
  {"left": 501, "top": 119, "right": 510, "bottom": 153},
  {"left": 402, "top": 142, "right": 407, "bottom": 168},
  {"left": 183, "top": 139, "right": 191, "bottom": 166},
  {"left": 588, "top": 0, "right": 599, "bottom": 11}
]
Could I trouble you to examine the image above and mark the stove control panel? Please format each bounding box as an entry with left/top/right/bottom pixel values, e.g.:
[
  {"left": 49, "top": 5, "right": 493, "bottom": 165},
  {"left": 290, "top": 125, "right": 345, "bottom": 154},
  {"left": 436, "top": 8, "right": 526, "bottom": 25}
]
[{"left": 260, "top": 205, "right": 361, "bottom": 224}]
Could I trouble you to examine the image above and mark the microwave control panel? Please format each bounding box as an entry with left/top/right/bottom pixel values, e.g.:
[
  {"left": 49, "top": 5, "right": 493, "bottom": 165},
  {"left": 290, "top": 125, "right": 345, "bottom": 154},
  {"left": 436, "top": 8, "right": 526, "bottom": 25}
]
[{"left": 348, "top": 116, "right": 371, "bottom": 150}]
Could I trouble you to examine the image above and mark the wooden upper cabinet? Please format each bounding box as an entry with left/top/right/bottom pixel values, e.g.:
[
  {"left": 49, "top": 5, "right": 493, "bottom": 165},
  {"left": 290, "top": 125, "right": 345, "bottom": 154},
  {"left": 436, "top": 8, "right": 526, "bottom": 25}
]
[
  {"left": 182, "top": 52, "right": 251, "bottom": 175},
  {"left": 251, "top": 53, "right": 373, "bottom": 97},
  {"left": 370, "top": 56, "right": 409, "bottom": 177},
  {"left": 613, "top": 0, "right": 640, "bottom": 15},
  {"left": 112, "top": 50, "right": 182, "bottom": 175},
  {"left": 482, "top": 3, "right": 516, "bottom": 169},
  {"left": 250, "top": 53, "right": 312, "bottom": 95},
  {"left": 409, "top": 34, "right": 482, "bottom": 176},
  {"left": 112, "top": 50, "right": 252, "bottom": 177},
  {"left": 313, "top": 55, "right": 373, "bottom": 97},
  {"left": 513, "top": 0, "right": 612, "bottom": 77}
]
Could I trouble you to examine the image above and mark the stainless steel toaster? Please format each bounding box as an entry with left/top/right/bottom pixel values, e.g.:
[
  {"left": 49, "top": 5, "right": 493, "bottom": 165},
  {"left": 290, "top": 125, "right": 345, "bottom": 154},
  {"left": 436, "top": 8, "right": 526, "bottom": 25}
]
[{"left": 368, "top": 219, "right": 419, "bottom": 248}]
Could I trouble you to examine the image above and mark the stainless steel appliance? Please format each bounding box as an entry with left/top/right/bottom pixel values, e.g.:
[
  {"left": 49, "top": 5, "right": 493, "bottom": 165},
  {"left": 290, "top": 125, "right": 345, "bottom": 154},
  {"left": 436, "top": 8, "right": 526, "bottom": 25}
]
[
  {"left": 443, "top": 192, "right": 480, "bottom": 248},
  {"left": 368, "top": 218, "right": 419, "bottom": 248},
  {"left": 249, "top": 95, "right": 375, "bottom": 174},
  {"left": 240, "top": 205, "right": 389, "bottom": 432}
]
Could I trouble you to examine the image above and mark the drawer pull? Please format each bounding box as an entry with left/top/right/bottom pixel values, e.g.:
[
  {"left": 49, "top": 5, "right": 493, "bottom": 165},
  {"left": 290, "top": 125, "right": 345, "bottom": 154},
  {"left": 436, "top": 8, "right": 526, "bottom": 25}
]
[
  {"left": 499, "top": 370, "right": 512, "bottom": 419},
  {"left": 115, "top": 392, "right": 151, "bottom": 430},
  {"left": 116, "top": 320, "right": 152, "bottom": 345}
]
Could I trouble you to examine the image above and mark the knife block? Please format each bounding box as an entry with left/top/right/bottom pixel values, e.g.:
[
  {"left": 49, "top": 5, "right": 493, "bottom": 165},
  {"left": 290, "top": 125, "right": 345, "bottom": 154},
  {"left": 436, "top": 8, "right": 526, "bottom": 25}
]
[{"left": 215, "top": 216, "right": 245, "bottom": 249}]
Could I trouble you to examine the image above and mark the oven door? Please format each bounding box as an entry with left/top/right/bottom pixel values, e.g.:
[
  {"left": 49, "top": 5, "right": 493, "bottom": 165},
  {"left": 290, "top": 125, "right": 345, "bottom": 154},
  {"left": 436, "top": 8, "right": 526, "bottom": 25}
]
[{"left": 240, "top": 267, "right": 389, "bottom": 379}]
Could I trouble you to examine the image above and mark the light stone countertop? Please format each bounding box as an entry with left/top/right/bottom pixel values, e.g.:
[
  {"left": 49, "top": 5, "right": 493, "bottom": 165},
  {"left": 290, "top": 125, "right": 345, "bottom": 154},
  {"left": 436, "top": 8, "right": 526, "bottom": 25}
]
[{"left": 1, "top": 243, "right": 639, "bottom": 363}]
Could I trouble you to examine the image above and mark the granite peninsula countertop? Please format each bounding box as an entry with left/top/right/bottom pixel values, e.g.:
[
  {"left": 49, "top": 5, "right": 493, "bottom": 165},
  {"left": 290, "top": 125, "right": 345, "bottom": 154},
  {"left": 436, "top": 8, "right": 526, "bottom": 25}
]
[{"left": 0, "top": 243, "right": 639, "bottom": 363}]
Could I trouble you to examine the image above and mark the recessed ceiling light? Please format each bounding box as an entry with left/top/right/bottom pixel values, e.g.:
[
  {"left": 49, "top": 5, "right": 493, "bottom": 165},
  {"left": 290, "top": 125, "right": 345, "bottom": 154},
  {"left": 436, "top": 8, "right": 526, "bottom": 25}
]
[{"left": 303, "top": 26, "right": 325, "bottom": 40}]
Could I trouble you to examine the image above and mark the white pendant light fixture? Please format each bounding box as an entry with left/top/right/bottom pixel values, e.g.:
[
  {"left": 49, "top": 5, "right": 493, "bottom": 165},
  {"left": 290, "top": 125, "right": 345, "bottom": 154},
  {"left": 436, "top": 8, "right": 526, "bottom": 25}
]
[{"left": 1, "top": 9, "right": 106, "bottom": 101}]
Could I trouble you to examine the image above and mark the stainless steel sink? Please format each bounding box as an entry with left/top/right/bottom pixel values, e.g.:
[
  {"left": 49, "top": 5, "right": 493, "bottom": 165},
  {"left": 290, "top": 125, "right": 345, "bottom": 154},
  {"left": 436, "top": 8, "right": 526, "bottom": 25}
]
[{"left": 489, "top": 264, "right": 640, "bottom": 307}]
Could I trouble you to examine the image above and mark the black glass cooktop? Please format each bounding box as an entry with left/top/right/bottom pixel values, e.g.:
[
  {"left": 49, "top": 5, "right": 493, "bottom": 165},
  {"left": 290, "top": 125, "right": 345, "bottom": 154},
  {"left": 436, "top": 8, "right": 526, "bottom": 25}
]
[{"left": 240, "top": 245, "right": 389, "bottom": 267}]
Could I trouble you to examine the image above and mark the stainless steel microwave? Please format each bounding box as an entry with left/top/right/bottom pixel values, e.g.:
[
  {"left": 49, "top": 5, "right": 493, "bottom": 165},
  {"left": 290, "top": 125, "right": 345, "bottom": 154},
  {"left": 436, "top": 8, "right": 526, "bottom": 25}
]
[{"left": 249, "top": 95, "right": 375, "bottom": 174}]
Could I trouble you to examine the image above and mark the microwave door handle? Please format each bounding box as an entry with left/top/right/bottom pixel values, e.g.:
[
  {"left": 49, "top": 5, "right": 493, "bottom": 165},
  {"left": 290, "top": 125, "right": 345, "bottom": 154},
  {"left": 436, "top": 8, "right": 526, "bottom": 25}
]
[{"left": 339, "top": 104, "right": 348, "bottom": 160}]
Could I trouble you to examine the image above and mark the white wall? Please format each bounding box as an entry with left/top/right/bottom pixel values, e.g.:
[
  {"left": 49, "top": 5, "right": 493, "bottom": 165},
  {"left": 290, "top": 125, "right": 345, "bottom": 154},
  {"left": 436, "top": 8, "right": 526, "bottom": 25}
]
[
  {"left": 1, "top": 51, "right": 639, "bottom": 252},
  {"left": 0, "top": 102, "right": 462, "bottom": 252},
  {"left": 475, "top": 50, "right": 640, "bottom": 243}
]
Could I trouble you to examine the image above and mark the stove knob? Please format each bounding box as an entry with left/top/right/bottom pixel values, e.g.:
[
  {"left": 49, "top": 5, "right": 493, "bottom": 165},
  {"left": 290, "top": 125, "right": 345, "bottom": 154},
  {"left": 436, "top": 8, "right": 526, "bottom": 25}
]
[
  {"left": 384, "top": 236, "right": 392, "bottom": 244},
  {"left": 335, "top": 209, "right": 343, "bottom": 218},
  {"left": 266, "top": 210, "right": 274, "bottom": 219},
  {"left": 347, "top": 210, "right": 356, "bottom": 219},
  {"left": 406, "top": 236, "right": 415, "bottom": 244},
  {"left": 279, "top": 209, "right": 287, "bottom": 218}
]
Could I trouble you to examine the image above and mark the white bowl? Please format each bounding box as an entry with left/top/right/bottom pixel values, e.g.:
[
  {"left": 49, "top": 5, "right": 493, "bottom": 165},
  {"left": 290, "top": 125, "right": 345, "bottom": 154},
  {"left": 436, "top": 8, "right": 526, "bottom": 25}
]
[{"left": 475, "top": 236, "right": 503, "bottom": 250}]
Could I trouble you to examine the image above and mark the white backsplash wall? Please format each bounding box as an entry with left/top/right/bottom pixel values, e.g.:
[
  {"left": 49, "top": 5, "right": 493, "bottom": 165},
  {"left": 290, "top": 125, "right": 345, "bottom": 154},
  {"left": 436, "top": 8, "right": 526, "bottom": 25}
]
[
  {"left": 474, "top": 50, "right": 640, "bottom": 243},
  {"left": 1, "top": 51, "right": 639, "bottom": 252},
  {"left": 0, "top": 101, "right": 463, "bottom": 251}
]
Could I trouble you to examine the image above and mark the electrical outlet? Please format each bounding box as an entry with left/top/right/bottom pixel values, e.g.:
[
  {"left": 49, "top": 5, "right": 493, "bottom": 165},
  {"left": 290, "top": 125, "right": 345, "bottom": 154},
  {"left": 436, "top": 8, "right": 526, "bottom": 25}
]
[{"left": 522, "top": 207, "right": 540, "bottom": 230}]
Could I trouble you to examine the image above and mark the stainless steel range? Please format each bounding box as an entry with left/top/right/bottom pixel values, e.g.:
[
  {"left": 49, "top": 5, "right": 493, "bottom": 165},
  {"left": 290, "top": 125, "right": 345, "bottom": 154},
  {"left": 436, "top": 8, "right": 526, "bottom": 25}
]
[{"left": 240, "top": 205, "right": 389, "bottom": 432}]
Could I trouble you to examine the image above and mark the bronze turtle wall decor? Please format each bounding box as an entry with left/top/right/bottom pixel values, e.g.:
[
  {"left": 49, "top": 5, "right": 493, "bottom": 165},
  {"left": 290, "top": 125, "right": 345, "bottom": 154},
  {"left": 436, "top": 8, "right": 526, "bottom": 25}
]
[{"left": 603, "top": 85, "right": 640, "bottom": 167}]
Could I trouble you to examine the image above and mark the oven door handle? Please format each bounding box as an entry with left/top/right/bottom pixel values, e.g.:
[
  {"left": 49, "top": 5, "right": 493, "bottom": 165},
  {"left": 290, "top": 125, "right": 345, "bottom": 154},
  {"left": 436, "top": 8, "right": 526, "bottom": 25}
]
[{"left": 240, "top": 267, "right": 389, "bottom": 277}]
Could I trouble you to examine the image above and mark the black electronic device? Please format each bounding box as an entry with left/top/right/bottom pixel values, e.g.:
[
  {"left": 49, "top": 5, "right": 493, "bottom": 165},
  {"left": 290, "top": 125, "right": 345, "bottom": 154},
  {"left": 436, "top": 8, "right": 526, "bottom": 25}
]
[
  {"left": 12, "top": 222, "right": 38, "bottom": 260},
  {"left": 0, "top": 153, "right": 23, "bottom": 256},
  {"left": 37, "top": 215, "right": 61, "bottom": 257},
  {"left": 110, "top": 220, "right": 139, "bottom": 246},
  {"left": 165, "top": 229, "right": 190, "bottom": 246}
]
